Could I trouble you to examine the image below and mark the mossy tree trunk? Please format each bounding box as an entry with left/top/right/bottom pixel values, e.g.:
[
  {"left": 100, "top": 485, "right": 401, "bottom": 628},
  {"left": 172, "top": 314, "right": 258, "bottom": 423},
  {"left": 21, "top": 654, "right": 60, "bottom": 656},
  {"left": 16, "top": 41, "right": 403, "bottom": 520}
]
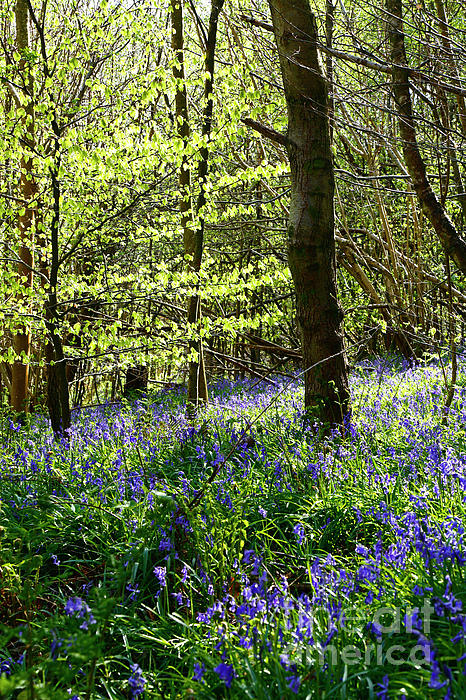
[
  {"left": 268, "top": 0, "right": 350, "bottom": 426},
  {"left": 11, "top": 0, "right": 38, "bottom": 415},
  {"left": 46, "top": 136, "right": 71, "bottom": 439},
  {"left": 171, "top": 0, "right": 209, "bottom": 414}
]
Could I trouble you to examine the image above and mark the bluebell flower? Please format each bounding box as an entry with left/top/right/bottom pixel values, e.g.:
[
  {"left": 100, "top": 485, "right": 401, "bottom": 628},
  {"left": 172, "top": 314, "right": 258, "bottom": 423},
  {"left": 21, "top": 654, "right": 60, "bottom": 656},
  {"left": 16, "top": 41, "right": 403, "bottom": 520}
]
[
  {"left": 429, "top": 659, "right": 447, "bottom": 689},
  {"left": 153, "top": 566, "right": 167, "bottom": 587},
  {"left": 65, "top": 597, "right": 85, "bottom": 616},
  {"left": 0, "top": 657, "right": 13, "bottom": 676},
  {"left": 375, "top": 675, "right": 389, "bottom": 699},
  {"left": 286, "top": 673, "right": 301, "bottom": 693},
  {"left": 293, "top": 523, "right": 305, "bottom": 545},
  {"left": 355, "top": 544, "right": 369, "bottom": 557},
  {"left": 64, "top": 597, "right": 96, "bottom": 628},
  {"left": 193, "top": 662, "right": 205, "bottom": 682},
  {"left": 126, "top": 583, "right": 140, "bottom": 601},
  {"left": 50, "top": 634, "right": 63, "bottom": 660},
  {"left": 181, "top": 565, "right": 189, "bottom": 583},
  {"left": 366, "top": 621, "right": 382, "bottom": 640},
  {"left": 214, "top": 662, "right": 234, "bottom": 687},
  {"left": 128, "top": 663, "right": 145, "bottom": 698}
]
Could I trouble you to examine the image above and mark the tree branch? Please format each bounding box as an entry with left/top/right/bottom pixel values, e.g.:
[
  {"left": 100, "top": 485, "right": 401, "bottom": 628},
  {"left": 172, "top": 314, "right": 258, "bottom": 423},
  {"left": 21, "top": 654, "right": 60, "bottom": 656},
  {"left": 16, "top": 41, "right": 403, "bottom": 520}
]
[
  {"left": 241, "top": 117, "right": 288, "bottom": 147},
  {"left": 240, "top": 13, "right": 466, "bottom": 98}
]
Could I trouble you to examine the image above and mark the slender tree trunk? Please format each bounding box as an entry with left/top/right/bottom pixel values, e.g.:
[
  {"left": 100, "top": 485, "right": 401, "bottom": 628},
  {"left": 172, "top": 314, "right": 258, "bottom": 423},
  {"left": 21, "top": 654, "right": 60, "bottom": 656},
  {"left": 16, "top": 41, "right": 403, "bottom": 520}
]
[
  {"left": 183, "top": 0, "right": 225, "bottom": 415},
  {"left": 433, "top": 0, "right": 466, "bottom": 137},
  {"left": 267, "top": 0, "right": 350, "bottom": 427},
  {"left": 11, "top": 0, "right": 38, "bottom": 414},
  {"left": 46, "top": 135, "right": 71, "bottom": 439},
  {"left": 386, "top": 0, "right": 466, "bottom": 274},
  {"left": 171, "top": 0, "right": 209, "bottom": 413},
  {"left": 432, "top": 0, "right": 466, "bottom": 219},
  {"left": 187, "top": 0, "right": 225, "bottom": 413}
]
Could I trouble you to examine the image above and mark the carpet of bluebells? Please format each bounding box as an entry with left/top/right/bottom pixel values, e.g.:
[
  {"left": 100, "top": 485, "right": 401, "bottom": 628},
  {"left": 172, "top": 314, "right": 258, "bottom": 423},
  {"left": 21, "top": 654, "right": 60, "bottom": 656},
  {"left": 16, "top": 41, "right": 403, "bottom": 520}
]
[{"left": 1, "top": 359, "right": 466, "bottom": 698}]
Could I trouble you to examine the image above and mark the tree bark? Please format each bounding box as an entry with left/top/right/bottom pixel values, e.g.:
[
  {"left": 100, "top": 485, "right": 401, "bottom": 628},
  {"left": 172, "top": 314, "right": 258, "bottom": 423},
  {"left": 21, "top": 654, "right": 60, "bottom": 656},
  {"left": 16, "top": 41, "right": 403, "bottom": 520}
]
[
  {"left": 267, "top": 0, "right": 350, "bottom": 426},
  {"left": 386, "top": 0, "right": 466, "bottom": 274},
  {"left": 325, "top": 0, "right": 335, "bottom": 143},
  {"left": 432, "top": 0, "right": 466, "bottom": 219},
  {"left": 11, "top": 0, "right": 38, "bottom": 414},
  {"left": 181, "top": 0, "right": 225, "bottom": 416},
  {"left": 433, "top": 0, "right": 466, "bottom": 137},
  {"left": 171, "top": 0, "right": 209, "bottom": 413},
  {"left": 46, "top": 129, "right": 71, "bottom": 439},
  {"left": 14, "top": 0, "right": 70, "bottom": 436},
  {"left": 123, "top": 365, "right": 148, "bottom": 397}
]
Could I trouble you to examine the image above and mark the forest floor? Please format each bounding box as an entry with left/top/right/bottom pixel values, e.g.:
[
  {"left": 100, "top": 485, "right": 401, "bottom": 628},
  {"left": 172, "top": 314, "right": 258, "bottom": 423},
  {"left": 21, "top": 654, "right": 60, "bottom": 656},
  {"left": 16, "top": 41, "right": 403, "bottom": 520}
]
[{"left": 0, "top": 359, "right": 465, "bottom": 699}]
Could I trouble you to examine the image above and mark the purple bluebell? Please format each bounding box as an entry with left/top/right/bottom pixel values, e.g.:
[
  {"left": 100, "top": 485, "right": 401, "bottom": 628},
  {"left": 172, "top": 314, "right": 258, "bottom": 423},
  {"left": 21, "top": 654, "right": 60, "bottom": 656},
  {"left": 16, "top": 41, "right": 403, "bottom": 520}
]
[
  {"left": 128, "top": 663, "right": 145, "bottom": 698},
  {"left": 193, "top": 662, "right": 205, "bottom": 682},
  {"left": 214, "top": 662, "right": 234, "bottom": 688}
]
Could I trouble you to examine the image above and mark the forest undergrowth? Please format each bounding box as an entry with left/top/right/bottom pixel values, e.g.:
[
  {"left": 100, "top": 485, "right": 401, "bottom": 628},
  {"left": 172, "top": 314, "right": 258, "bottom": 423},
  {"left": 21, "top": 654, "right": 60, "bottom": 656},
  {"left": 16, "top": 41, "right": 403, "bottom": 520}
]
[{"left": 1, "top": 358, "right": 466, "bottom": 699}]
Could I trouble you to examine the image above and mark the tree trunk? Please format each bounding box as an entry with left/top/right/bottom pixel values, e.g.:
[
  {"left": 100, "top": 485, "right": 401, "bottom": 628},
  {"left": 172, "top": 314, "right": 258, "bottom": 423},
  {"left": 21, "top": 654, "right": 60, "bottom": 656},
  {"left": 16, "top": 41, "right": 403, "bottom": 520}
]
[
  {"left": 11, "top": 0, "right": 38, "bottom": 414},
  {"left": 187, "top": 0, "right": 225, "bottom": 413},
  {"left": 173, "top": 0, "right": 225, "bottom": 416},
  {"left": 386, "top": 0, "right": 466, "bottom": 274},
  {"left": 267, "top": 0, "right": 350, "bottom": 426},
  {"left": 123, "top": 365, "right": 148, "bottom": 397},
  {"left": 325, "top": 0, "right": 335, "bottom": 143},
  {"left": 46, "top": 331, "right": 71, "bottom": 438},
  {"left": 433, "top": 0, "right": 466, "bottom": 137},
  {"left": 432, "top": 0, "right": 466, "bottom": 219},
  {"left": 46, "top": 137, "right": 71, "bottom": 439},
  {"left": 171, "top": 0, "right": 209, "bottom": 414}
]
